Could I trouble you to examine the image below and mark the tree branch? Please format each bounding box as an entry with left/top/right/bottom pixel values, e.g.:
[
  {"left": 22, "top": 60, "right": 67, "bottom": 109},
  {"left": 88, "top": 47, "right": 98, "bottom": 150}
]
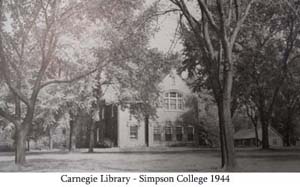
[
  {"left": 284, "top": 0, "right": 300, "bottom": 20},
  {"left": 0, "top": 49, "right": 31, "bottom": 107},
  {"left": 227, "top": 0, "right": 234, "bottom": 27},
  {"left": 0, "top": 108, "right": 19, "bottom": 126},
  {"left": 230, "top": 0, "right": 255, "bottom": 48},
  {"left": 197, "top": 0, "right": 219, "bottom": 32},
  {"left": 39, "top": 68, "right": 98, "bottom": 90},
  {"left": 38, "top": 56, "right": 112, "bottom": 91}
]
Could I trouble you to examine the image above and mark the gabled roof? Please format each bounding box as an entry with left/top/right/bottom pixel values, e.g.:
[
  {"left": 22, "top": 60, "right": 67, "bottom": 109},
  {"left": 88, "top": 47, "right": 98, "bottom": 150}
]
[
  {"left": 158, "top": 69, "right": 191, "bottom": 95},
  {"left": 234, "top": 126, "right": 283, "bottom": 140},
  {"left": 102, "top": 68, "right": 191, "bottom": 104},
  {"left": 234, "top": 128, "right": 260, "bottom": 140}
]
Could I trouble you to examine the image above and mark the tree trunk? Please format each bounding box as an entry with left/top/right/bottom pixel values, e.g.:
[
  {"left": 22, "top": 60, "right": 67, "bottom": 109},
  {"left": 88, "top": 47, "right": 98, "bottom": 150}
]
[
  {"left": 217, "top": 94, "right": 235, "bottom": 170},
  {"left": 254, "top": 124, "right": 259, "bottom": 147},
  {"left": 49, "top": 128, "right": 53, "bottom": 150},
  {"left": 68, "top": 120, "right": 76, "bottom": 151},
  {"left": 221, "top": 91, "right": 236, "bottom": 170},
  {"left": 27, "top": 139, "right": 30, "bottom": 151},
  {"left": 285, "top": 120, "right": 291, "bottom": 147},
  {"left": 261, "top": 119, "right": 269, "bottom": 149},
  {"left": 285, "top": 113, "right": 293, "bottom": 146},
  {"left": 217, "top": 101, "right": 226, "bottom": 168},
  {"left": 220, "top": 47, "right": 236, "bottom": 170},
  {"left": 286, "top": 132, "right": 291, "bottom": 147},
  {"left": 15, "top": 128, "right": 27, "bottom": 165},
  {"left": 145, "top": 115, "right": 149, "bottom": 147},
  {"left": 89, "top": 120, "right": 95, "bottom": 153},
  {"left": 14, "top": 107, "right": 34, "bottom": 165}
]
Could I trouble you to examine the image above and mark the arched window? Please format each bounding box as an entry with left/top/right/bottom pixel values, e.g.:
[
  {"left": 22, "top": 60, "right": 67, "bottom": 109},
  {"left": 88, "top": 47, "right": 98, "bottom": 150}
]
[{"left": 164, "top": 91, "right": 183, "bottom": 110}]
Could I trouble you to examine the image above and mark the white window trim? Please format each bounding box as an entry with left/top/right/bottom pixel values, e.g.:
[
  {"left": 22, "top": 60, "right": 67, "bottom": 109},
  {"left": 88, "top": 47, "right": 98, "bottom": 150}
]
[
  {"left": 176, "top": 126, "right": 184, "bottom": 134},
  {"left": 101, "top": 108, "right": 105, "bottom": 120},
  {"left": 187, "top": 126, "right": 195, "bottom": 134},
  {"left": 96, "top": 128, "right": 100, "bottom": 142},
  {"left": 175, "top": 126, "right": 183, "bottom": 141},
  {"left": 111, "top": 105, "right": 114, "bottom": 118},
  {"left": 129, "top": 125, "right": 138, "bottom": 139},
  {"left": 153, "top": 126, "right": 162, "bottom": 141},
  {"left": 164, "top": 126, "right": 172, "bottom": 134},
  {"left": 187, "top": 126, "right": 195, "bottom": 141},
  {"left": 163, "top": 91, "right": 184, "bottom": 111}
]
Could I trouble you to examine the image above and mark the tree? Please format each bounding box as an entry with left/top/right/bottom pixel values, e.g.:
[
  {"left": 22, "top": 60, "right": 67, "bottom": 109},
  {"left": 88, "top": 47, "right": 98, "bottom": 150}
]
[
  {"left": 178, "top": 94, "right": 219, "bottom": 147},
  {"left": 122, "top": 50, "right": 176, "bottom": 147},
  {"left": 164, "top": 0, "right": 255, "bottom": 170},
  {"left": 0, "top": 0, "right": 78, "bottom": 164},
  {"left": 236, "top": 0, "right": 300, "bottom": 148},
  {"left": 272, "top": 57, "right": 300, "bottom": 146},
  {"left": 0, "top": 0, "right": 150, "bottom": 165},
  {"left": 84, "top": 1, "right": 169, "bottom": 151}
]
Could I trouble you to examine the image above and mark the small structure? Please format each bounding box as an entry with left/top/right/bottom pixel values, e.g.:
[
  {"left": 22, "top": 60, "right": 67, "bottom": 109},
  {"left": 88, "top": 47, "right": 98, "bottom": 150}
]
[{"left": 234, "top": 126, "right": 283, "bottom": 147}]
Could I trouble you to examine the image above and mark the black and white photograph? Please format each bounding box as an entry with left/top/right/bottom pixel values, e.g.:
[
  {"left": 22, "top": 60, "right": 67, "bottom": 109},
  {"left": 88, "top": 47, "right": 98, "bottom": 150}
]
[{"left": 1, "top": 0, "right": 300, "bottom": 175}]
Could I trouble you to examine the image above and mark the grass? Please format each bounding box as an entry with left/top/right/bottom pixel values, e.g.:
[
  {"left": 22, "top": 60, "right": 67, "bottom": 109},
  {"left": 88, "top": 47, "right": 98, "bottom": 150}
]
[{"left": 0, "top": 148, "right": 300, "bottom": 172}]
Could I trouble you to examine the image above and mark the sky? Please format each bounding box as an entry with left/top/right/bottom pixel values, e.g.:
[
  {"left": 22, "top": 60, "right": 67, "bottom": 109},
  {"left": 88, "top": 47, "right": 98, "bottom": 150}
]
[
  {"left": 149, "top": 13, "right": 182, "bottom": 53},
  {"left": 147, "top": 0, "right": 183, "bottom": 53}
]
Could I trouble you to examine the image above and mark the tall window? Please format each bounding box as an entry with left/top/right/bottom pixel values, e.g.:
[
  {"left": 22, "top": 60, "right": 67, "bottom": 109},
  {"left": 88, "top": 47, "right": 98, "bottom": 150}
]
[
  {"left": 96, "top": 128, "right": 100, "bottom": 142},
  {"left": 130, "top": 126, "right": 138, "bottom": 139},
  {"left": 165, "top": 126, "right": 172, "bottom": 141},
  {"left": 153, "top": 126, "right": 161, "bottom": 141},
  {"left": 176, "top": 126, "right": 183, "bottom": 141},
  {"left": 164, "top": 91, "right": 183, "bottom": 110},
  {"left": 187, "top": 127, "right": 194, "bottom": 141}
]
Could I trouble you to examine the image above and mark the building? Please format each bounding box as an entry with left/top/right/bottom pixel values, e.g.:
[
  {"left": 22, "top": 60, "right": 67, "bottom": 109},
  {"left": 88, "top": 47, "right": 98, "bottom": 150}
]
[
  {"left": 234, "top": 126, "right": 283, "bottom": 147},
  {"left": 93, "top": 69, "right": 201, "bottom": 148}
]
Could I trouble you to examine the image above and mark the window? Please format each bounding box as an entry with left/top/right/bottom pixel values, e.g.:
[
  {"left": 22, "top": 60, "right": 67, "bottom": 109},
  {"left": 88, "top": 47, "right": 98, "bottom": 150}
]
[
  {"left": 187, "top": 127, "right": 194, "bottom": 141},
  {"left": 62, "top": 128, "right": 66, "bottom": 135},
  {"left": 96, "top": 128, "right": 100, "bottom": 142},
  {"left": 153, "top": 126, "right": 161, "bottom": 141},
  {"left": 164, "top": 92, "right": 184, "bottom": 110},
  {"left": 100, "top": 108, "right": 105, "bottom": 120},
  {"left": 165, "top": 126, "right": 172, "bottom": 141},
  {"left": 130, "top": 126, "right": 138, "bottom": 139},
  {"left": 111, "top": 106, "right": 114, "bottom": 118},
  {"left": 176, "top": 126, "right": 183, "bottom": 141}
]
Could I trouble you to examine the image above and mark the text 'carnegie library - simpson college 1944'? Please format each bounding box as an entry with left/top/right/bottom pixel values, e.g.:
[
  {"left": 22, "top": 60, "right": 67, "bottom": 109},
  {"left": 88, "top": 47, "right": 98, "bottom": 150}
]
[{"left": 60, "top": 174, "right": 230, "bottom": 185}]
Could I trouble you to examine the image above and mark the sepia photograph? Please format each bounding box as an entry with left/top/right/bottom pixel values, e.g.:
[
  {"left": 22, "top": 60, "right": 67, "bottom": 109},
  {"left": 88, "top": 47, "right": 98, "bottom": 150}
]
[{"left": 1, "top": 0, "right": 300, "bottom": 173}]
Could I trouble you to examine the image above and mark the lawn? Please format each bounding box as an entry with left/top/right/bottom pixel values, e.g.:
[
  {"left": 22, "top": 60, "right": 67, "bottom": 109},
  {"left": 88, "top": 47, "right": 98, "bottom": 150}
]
[{"left": 0, "top": 148, "right": 300, "bottom": 172}]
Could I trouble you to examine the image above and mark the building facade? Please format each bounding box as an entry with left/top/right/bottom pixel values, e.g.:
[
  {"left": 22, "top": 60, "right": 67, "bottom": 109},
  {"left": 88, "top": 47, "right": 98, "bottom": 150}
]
[{"left": 94, "top": 70, "right": 200, "bottom": 148}]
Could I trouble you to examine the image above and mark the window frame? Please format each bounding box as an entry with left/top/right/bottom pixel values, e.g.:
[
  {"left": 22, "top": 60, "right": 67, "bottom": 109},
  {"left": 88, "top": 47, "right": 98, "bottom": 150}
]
[
  {"left": 153, "top": 126, "right": 161, "bottom": 141},
  {"left": 175, "top": 126, "right": 183, "bottom": 141},
  {"left": 187, "top": 126, "right": 194, "bottom": 141},
  {"left": 163, "top": 91, "right": 184, "bottom": 111},
  {"left": 165, "top": 126, "right": 172, "bottom": 141},
  {"left": 129, "top": 125, "right": 138, "bottom": 139}
]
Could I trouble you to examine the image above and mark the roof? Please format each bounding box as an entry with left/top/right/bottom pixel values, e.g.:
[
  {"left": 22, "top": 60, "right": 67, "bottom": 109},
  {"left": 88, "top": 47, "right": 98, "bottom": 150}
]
[
  {"left": 234, "top": 126, "right": 282, "bottom": 140},
  {"left": 234, "top": 128, "right": 261, "bottom": 140},
  {"left": 101, "top": 68, "right": 190, "bottom": 104},
  {"left": 158, "top": 69, "right": 190, "bottom": 95}
]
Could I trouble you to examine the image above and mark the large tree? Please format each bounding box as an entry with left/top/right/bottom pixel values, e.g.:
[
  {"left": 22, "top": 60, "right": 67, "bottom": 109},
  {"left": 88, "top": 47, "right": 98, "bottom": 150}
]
[
  {"left": 164, "top": 0, "right": 255, "bottom": 170},
  {"left": 0, "top": 0, "right": 90, "bottom": 164},
  {"left": 0, "top": 0, "right": 150, "bottom": 165},
  {"left": 236, "top": 0, "right": 300, "bottom": 148}
]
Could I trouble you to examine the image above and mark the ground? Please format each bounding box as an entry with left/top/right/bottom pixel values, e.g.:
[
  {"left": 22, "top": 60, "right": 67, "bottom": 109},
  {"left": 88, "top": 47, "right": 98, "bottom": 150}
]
[{"left": 0, "top": 148, "right": 300, "bottom": 172}]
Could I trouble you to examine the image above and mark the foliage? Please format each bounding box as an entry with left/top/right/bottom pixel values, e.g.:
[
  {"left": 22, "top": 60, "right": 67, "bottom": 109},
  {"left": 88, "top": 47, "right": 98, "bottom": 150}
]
[
  {"left": 236, "top": 0, "right": 300, "bottom": 147},
  {"left": 178, "top": 94, "right": 219, "bottom": 147},
  {"left": 0, "top": 0, "right": 166, "bottom": 163}
]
